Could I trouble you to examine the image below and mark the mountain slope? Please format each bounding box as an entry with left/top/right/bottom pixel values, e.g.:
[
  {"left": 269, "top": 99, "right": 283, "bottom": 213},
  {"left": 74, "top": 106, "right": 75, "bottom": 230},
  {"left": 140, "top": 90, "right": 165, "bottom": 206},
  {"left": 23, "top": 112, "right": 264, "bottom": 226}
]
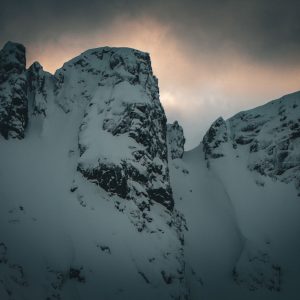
[
  {"left": 191, "top": 91, "right": 300, "bottom": 299},
  {"left": 203, "top": 91, "right": 300, "bottom": 190},
  {"left": 0, "top": 41, "right": 300, "bottom": 300},
  {"left": 0, "top": 42, "right": 187, "bottom": 300}
]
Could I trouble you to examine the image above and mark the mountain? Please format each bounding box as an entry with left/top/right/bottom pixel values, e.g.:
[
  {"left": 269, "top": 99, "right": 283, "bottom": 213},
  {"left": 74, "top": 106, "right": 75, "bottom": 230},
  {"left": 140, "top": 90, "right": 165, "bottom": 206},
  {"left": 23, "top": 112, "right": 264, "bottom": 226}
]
[
  {"left": 171, "top": 91, "right": 300, "bottom": 299},
  {"left": 203, "top": 92, "right": 300, "bottom": 189},
  {"left": 0, "top": 41, "right": 300, "bottom": 300}
]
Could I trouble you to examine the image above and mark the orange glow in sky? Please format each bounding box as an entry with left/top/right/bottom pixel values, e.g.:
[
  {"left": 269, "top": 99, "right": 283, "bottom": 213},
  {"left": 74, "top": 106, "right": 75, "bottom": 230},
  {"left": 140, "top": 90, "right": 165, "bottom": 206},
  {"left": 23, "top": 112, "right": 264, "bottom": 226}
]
[{"left": 24, "top": 18, "right": 300, "bottom": 149}]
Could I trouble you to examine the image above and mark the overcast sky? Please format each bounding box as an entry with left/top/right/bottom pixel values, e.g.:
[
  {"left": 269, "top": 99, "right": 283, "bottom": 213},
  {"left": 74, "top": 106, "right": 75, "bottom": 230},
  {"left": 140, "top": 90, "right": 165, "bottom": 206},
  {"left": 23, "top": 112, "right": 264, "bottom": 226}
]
[{"left": 1, "top": 0, "right": 300, "bottom": 149}]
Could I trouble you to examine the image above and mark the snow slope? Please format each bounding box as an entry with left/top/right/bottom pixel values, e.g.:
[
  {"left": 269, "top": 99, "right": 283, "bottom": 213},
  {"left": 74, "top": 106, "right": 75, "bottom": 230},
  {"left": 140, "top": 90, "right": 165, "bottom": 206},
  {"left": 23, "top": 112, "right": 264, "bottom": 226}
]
[
  {"left": 170, "top": 143, "right": 300, "bottom": 299},
  {"left": 0, "top": 103, "right": 188, "bottom": 300},
  {"left": 0, "top": 42, "right": 187, "bottom": 300},
  {"left": 173, "top": 91, "right": 300, "bottom": 299}
]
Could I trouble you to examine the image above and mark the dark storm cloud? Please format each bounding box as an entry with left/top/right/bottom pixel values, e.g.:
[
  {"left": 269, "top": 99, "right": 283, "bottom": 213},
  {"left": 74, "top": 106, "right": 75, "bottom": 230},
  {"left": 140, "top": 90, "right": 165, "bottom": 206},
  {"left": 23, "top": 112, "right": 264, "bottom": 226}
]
[
  {"left": 1, "top": 0, "right": 300, "bottom": 65},
  {"left": 0, "top": 0, "right": 130, "bottom": 43}
]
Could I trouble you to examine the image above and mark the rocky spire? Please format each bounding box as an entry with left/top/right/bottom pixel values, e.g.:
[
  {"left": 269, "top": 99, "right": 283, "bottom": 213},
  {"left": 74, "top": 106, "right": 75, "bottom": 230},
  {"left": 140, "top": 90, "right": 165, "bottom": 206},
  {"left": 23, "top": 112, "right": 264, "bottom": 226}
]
[
  {"left": 0, "top": 42, "right": 28, "bottom": 139},
  {"left": 167, "top": 121, "right": 185, "bottom": 159}
]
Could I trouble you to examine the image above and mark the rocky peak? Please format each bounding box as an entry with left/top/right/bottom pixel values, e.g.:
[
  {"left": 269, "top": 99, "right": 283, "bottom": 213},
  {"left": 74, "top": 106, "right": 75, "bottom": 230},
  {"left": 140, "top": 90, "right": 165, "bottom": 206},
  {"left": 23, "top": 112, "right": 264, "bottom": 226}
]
[
  {"left": 0, "top": 42, "right": 28, "bottom": 139},
  {"left": 54, "top": 47, "right": 158, "bottom": 112},
  {"left": 27, "top": 61, "right": 54, "bottom": 116},
  {"left": 0, "top": 42, "right": 174, "bottom": 209},
  {"left": 202, "top": 117, "right": 228, "bottom": 159},
  {"left": 28, "top": 61, "right": 43, "bottom": 72},
  {"left": 202, "top": 92, "right": 300, "bottom": 190},
  {"left": 230, "top": 92, "right": 300, "bottom": 189},
  {"left": 76, "top": 47, "right": 173, "bottom": 210},
  {"left": 0, "top": 41, "right": 26, "bottom": 76},
  {"left": 167, "top": 121, "right": 185, "bottom": 159}
]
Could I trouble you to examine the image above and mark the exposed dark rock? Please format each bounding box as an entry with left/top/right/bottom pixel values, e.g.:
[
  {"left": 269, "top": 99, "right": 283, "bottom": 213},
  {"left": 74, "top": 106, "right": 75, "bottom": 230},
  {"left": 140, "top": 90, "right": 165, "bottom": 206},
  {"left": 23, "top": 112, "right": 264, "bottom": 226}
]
[
  {"left": 167, "top": 121, "right": 185, "bottom": 159},
  {"left": 96, "top": 244, "right": 111, "bottom": 254},
  {"left": 147, "top": 185, "right": 173, "bottom": 210},
  {"left": 76, "top": 47, "right": 174, "bottom": 210},
  {"left": 202, "top": 117, "right": 228, "bottom": 159},
  {"left": 0, "top": 42, "right": 28, "bottom": 139},
  {"left": 235, "top": 135, "right": 253, "bottom": 145},
  {"left": 204, "top": 91, "right": 300, "bottom": 190},
  {"left": 27, "top": 61, "right": 54, "bottom": 116},
  {"left": 69, "top": 267, "right": 85, "bottom": 283},
  {"left": 161, "top": 270, "right": 173, "bottom": 284},
  {"left": 78, "top": 162, "right": 128, "bottom": 198}
]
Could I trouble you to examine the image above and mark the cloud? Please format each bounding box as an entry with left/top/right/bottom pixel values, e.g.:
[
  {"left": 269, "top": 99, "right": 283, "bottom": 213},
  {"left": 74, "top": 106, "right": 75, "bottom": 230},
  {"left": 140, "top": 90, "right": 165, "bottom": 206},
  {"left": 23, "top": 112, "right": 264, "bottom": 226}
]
[
  {"left": 1, "top": 0, "right": 300, "bottom": 149},
  {"left": 2, "top": 0, "right": 300, "bottom": 64}
]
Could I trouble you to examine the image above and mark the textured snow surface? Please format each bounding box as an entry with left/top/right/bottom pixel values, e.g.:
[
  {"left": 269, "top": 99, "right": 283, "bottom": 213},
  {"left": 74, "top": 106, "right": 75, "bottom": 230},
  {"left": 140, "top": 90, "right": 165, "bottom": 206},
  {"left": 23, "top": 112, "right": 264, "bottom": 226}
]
[
  {"left": 0, "top": 42, "right": 185, "bottom": 300},
  {"left": 198, "top": 91, "right": 300, "bottom": 298},
  {"left": 73, "top": 47, "right": 173, "bottom": 209},
  {"left": 1, "top": 42, "right": 300, "bottom": 300},
  {"left": 0, "top": 98, "right": 187, "bottom": 300},
  {"left": 203, "top": 91, "right": 300, "bottom": 189}
]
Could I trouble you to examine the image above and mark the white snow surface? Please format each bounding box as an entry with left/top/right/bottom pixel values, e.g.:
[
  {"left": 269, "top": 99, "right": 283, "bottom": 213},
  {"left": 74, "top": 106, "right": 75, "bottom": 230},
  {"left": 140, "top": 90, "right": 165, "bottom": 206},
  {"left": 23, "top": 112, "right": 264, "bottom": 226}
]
[
  {"left": 180, "top": 90, "right": 300, "bottom": 299},
  {"left": 0, "top": 44, "right": 185, "bottom": 300},
  {"left": 0, "top": 101, "right": 186, "bottom": 300}
]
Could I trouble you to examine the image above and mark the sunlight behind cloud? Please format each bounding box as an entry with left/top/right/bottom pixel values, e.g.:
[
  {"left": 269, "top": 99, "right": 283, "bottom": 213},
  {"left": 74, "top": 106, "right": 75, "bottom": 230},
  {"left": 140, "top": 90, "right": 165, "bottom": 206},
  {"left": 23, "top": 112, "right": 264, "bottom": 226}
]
[{"left": 24, "top": 16, "right": 300, "bottom": 149}]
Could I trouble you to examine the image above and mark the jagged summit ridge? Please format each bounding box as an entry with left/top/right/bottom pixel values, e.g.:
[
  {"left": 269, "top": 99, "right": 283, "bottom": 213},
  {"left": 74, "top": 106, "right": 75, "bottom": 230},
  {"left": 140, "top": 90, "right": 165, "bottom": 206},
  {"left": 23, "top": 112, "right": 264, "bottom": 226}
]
[
  {"left": 0, "top": 41, "right": 28, "bottom": 138},
  {"left": 54, "top": 46, "right": 156, "bottom": 112},
  {"left": 27, "top": 61, "right": 55, "bottom": 116},
  {"left": 71, "top": 47, "right": 173, "bottom": 209},
  {"left": 0, "top": 41, "right": 174, "bottom": 210},
  {"left": 202, "top": 91, "right": 300, "bottom": 189}
]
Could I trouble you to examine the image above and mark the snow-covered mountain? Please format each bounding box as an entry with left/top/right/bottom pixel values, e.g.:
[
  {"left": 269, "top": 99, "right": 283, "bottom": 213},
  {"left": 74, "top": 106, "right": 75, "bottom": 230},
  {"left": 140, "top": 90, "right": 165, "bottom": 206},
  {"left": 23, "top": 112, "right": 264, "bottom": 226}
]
[
  {"left": 0, "top": 41, "right": 299, "bottom": 300},
  {"left": 172, "top": 92, "right": 300, "bottom": 299}
]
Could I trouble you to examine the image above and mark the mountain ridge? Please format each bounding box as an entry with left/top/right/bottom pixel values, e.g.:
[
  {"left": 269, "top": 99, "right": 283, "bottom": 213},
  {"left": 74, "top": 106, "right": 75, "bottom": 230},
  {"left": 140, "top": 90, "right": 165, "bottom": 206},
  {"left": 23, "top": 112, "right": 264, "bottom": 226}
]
[{"left": 0, "top": 41, "right": 300, "bottom": 300}]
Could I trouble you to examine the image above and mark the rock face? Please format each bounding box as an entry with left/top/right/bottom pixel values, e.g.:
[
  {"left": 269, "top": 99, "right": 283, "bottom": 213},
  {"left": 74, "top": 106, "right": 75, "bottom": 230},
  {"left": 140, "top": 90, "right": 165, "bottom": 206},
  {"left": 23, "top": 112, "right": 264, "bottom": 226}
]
[
  {"left": 167, "top": 121, "right": 185, "bottom": 159},
  {"left": 202, "top": 92, "right": 300, "bottom": 189},
  {"left": 71, "top": 48, "right": 173, "bottom": 210},
  {"left": 0, "top": 42, "right": 28, "bottom": 139},
  {"left": 0, "top": 43, "right": 174, "bottom": 210},
  {"left": 200, "top": 92, "right": 300, "bottom": 295},
  {"left": 0, "top": 42, "right": 187, "bottom": 300},
  {"left": 27, "top": 61, "right": 54, "bottom": 116},
  {"left": 0, "top": 43, "right": 55, "bottom": 139},
  {"left": 202, "top": 117, "right": 228, "bottom": 159}
]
